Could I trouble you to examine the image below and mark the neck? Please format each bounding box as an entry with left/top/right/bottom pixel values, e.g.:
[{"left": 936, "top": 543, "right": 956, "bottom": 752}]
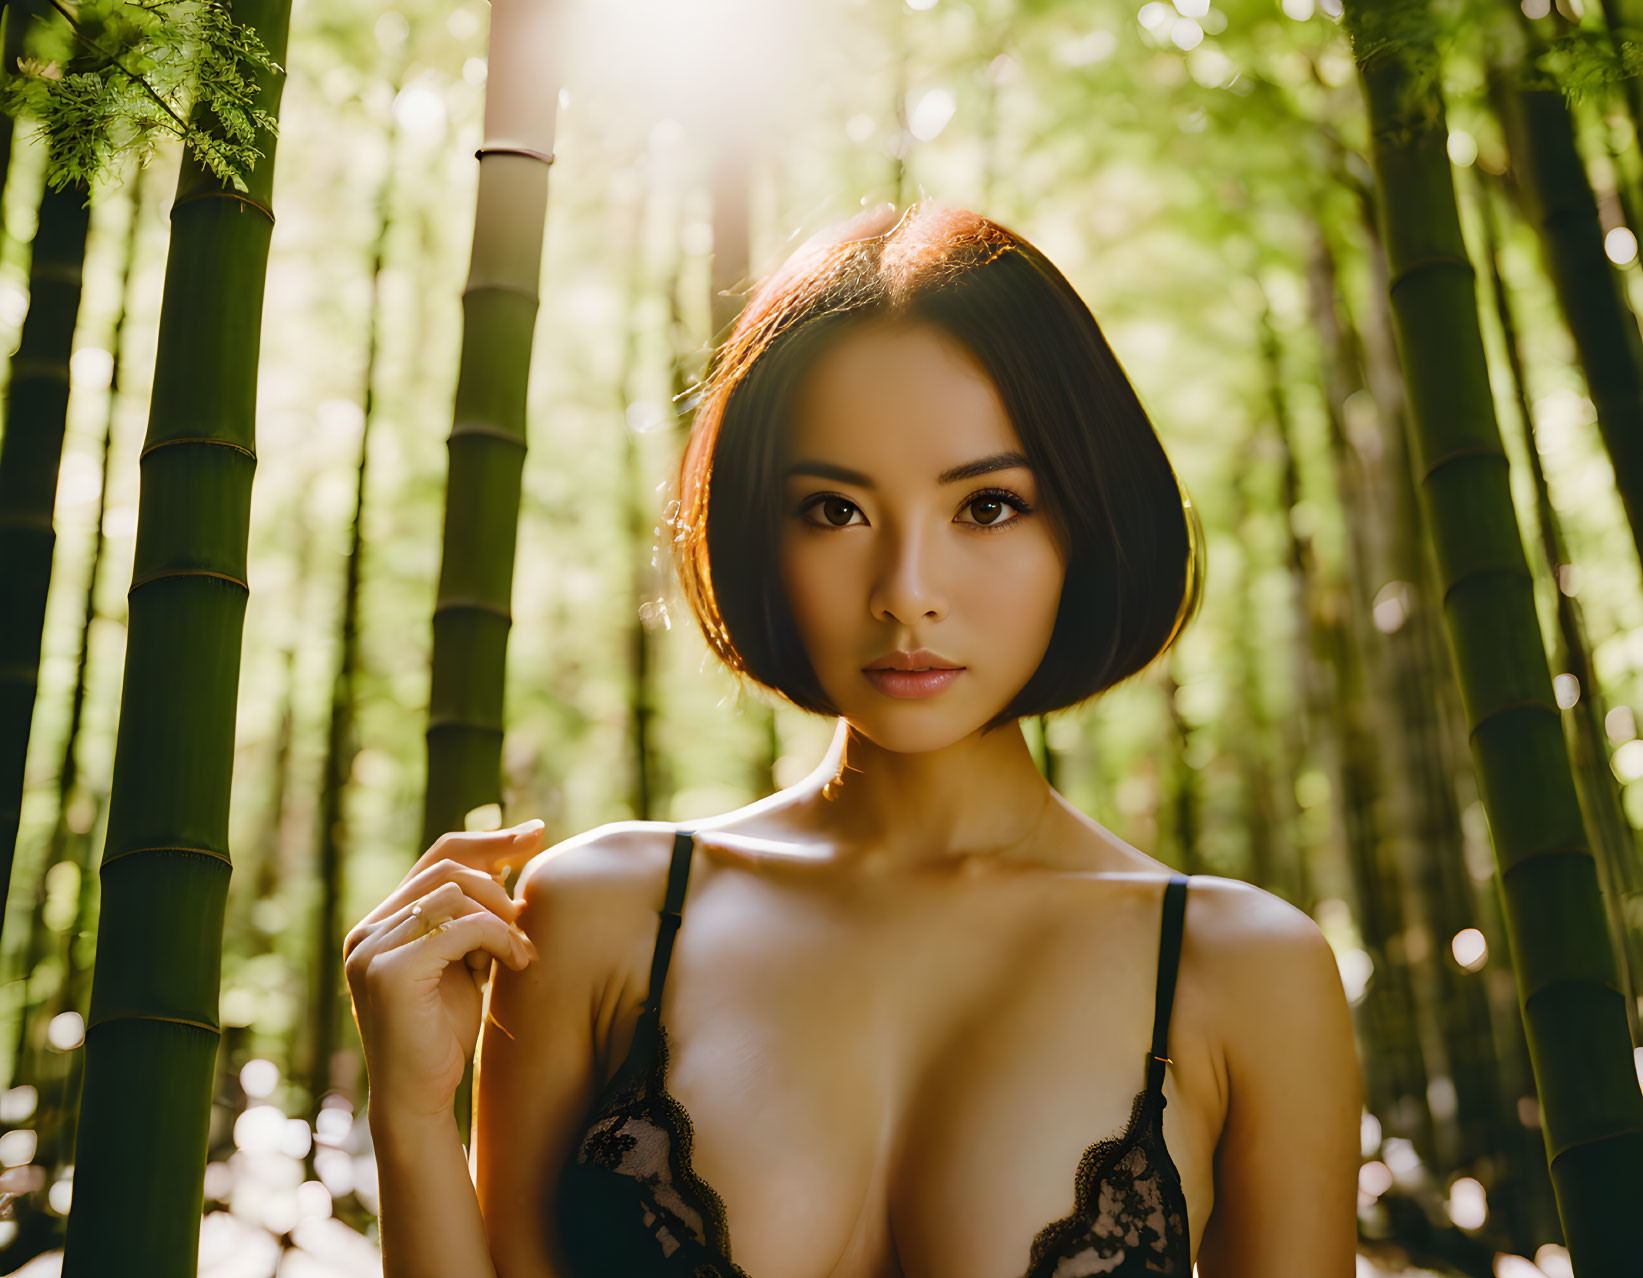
[{"left": 792, "top": 716, "right": 1060, "bottom": 873}]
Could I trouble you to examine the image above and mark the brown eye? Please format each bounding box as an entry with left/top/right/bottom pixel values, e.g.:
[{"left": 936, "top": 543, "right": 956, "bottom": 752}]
[
  {"left": 958, "top": 488, "right": 1032, "bottom": 530},
  {"left": 970, "top": 497, "right": 1007, "bottom": 526},
  {"left": 799, "top": 495, "right": 864, "bottom": 529}
]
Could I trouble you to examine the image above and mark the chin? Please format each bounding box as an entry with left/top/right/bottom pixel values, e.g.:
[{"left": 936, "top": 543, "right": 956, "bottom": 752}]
[{"left": 837, "top": 699, "right": 1004, "bottom": 754}]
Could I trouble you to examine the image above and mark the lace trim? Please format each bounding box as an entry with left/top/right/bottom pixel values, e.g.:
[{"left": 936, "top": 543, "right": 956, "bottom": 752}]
[
  {"left": 574, "top": 1013, "right": 1188, "bottom": 1278},
  {"left": 567, "top": 1006, "right": 752, "bottom": 1278},
  {"left": 1019, "top": 1087, "right": 1191, "bottom": 1278}
]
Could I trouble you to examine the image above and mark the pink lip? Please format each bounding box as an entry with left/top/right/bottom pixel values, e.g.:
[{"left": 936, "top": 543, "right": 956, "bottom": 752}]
[{"left": 863, "top": 668, "right": 964, "bottom": 699}]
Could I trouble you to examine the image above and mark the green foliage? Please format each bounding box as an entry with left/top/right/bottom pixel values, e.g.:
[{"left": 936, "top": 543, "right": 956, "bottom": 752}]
[
  {"left": 1535, "top": 26, "right": 1643, "bottom": 109},
  {"left": 1340, "top": 0, "right": 1457, "bottom": 145},
  {"left": 1341, "top": 0, "right": 1449, "bottom": 80},
  {"left": 2, "top": 0, "right": 283, "bottom": 193}
]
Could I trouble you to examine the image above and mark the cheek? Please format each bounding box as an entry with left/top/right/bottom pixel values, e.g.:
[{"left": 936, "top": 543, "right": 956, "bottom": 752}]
[
  {"left": 976, "top": 554, "right": 1064, "bottom": 661},
  {"left": 778, "top": 538, "right": 846, "bottom": 645},
  {"left": 959, "top": 533, "right": 1065, "bottom": 610}
]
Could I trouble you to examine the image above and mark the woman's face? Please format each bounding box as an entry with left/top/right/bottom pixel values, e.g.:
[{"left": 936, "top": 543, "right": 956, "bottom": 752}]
[{"left": 778, "top": 319, "right": 1068, "bottom": 752}]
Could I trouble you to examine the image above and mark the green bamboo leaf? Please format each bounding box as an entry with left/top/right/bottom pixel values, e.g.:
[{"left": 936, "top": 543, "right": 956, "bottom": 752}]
[{"left": 13, "top": 0, "right": 281, "bottom": 189}]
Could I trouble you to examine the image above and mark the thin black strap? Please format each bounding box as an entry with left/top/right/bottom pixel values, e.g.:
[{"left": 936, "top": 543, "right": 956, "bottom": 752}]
[
  {"left": 1144, "top": 874, "right": 1190, "bottom": 1097},
  {"left": 642, "top": 827, "right": 697, "bottom": 1014}
]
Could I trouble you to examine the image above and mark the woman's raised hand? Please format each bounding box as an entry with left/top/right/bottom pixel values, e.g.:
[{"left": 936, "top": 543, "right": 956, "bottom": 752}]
[{"left": 343, "top": 820, "right": 546, "bottom": 1121}]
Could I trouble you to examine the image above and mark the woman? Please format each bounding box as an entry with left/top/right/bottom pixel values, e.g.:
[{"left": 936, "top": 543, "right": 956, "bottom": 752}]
[{"left": 345, "top": 202, "right": 1364, "bottom": 1278}]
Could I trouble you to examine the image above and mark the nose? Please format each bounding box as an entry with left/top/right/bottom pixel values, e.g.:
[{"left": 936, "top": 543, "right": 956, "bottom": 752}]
[{"left": 868, "top": 519, "right": 948, "bottom": 627}]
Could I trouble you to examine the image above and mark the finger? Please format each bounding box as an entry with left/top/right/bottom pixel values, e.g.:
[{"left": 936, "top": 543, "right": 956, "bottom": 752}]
[
  {"left": 353, "top": 860, "right": 522, "bottom": 940},
  {"left": 412, "top": 820, "right": 547, "bottom": 880},
  {"left": 348, "top": 881, "right": 472, "bottom": 972},
  {"left": 375, "top": 885, "right": 536, "bottom": 970},
  {"left": 371, "top": 889, "right": 481, "bottom": 952},
  {"left": 416, "top": 860, "right": 523, "bottom": 919},
  {"left": 425, "top": 911, "right": 536, "bottom": 974},
  {"left": 377, "top": 900, "right": 536, "bottom": 975}
]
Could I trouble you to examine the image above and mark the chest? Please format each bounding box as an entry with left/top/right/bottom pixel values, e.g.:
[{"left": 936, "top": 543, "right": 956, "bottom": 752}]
[{"left": 592, "top": 872, "right": 1222, "bottom": 1278}]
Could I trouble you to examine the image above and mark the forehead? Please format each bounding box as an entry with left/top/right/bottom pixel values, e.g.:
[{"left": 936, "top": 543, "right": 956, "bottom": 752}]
[{"left": 785, "top": 320, "right": 1020, "bottom": 464}]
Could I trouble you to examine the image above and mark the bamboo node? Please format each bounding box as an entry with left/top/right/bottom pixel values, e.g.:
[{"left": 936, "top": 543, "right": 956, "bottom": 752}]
[
  {"left": 6, "top": 358, "right": 71, "bottom": 383},
  {"left": 1439, "top": 563, "right": 1533, "bottom": 609},
  {"left": 29, "top": 261, "right": 86, "bottom": 288},
  {"left": 1548, "top": 1125, "right": 1643, "bottom": 1169},
  {"left": 170, "top": 187, "right": 275, "bottom": 225},
  {"left": 139, "top": 435, "right": 257, "bottom": 463},
  {"left": 447, "top": 424, "right": 528, "bottom": 447},
  {"left": 85, "top": 1010, "right": 222, "bottom": 1036},
  {"left": 100, "top": 844, "right": 233, "bottom": 870},
  {"left": 1386, "top": 254, "right": 1474, "bottom": 295},
  {"left": 475, "top": 145, "right": 555, "bottom": 165},
  {"left": 430, "top": 596, "right": 512, "bottom": 620},
  {"left": 127, "top": 567, "right": 250, "bottom": 596},
  {"left": 1500, "top": 846, "right": 1599, "bottom": 880},
  {"left": 1419, "top": 443, "right": 1506, "bottom": 485},
  {"left": 1465, "top": 697, "right": 1560, "bottom": 739},
  {"left": 460, "top": 280, "right": 541, "bottom": 304},
  {"left": 425, "top": 717, "right": 507, "bottom": 736}
]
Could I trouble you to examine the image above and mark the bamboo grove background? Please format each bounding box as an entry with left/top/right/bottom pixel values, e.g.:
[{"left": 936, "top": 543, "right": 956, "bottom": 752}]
[{"left": 2, "top": 0, "right": 1643, "bottom": 1272}]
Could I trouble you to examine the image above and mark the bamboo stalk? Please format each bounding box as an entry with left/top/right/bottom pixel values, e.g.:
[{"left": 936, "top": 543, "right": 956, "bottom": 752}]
[
  {"left": 46, "top": 163, "right": 146, "bottom": 1191},
  {"left": 61, "top": 0, "right": 293, "bottom": 1269},
  {"left": 1344, "top": 2, "right": 1643, "bottom": 1264},
  {"left": 4, "top": 164, "right": 103, "bottom": 1113},
  {"left": 0, "top": 153, "right": 91, "bottom": 932},
  {"left": 420, "top": 0, "right": 560, "bottom": 846},
  {"left": 1307, "top": 222, "right": 1443, "bottom": 1169},
  {"left": 423, "top": 0, "right": 563, "bottom": 1146},
  {"left": 1353, "top": 189, "right": 1548, "bottom": 1248},
  {"left": 1486, "top": 16, "right": 1643, "bottom": 590},
  {"left": 1472, "top": 163, "right": 1643, "bottom": 1047}
]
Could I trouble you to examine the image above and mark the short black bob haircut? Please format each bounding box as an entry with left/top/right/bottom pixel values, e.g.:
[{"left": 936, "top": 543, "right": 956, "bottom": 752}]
[{"left": 667, "top": 201, "right": 1204, "bottom": 735}]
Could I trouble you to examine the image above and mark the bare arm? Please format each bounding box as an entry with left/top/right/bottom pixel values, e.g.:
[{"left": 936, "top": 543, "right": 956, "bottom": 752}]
[
  {"left": 342, "top": 824, "right": 548, "bottom": 1278},
  {"left": 1195, "top": 883, "right": 1365, "bottom": 1276},
  {"left": 475, "top": 822, "right": 670, "bottom": 1277},
  {"left": 370, "top": 1108, "right": 499, "bottom": 1278},
  {"left": 353, "top": 822, "right": 665, "bottom": 1276}
]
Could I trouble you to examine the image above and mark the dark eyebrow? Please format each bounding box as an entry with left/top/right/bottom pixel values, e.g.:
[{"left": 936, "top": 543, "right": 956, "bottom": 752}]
[{"left": 783, "top": 450, "right": 1033, "bottom": 489}]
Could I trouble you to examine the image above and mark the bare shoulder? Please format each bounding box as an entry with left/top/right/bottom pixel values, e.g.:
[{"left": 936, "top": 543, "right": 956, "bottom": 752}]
[
  {"left": 1177, "top": 874, "right": 1344, "bottom": 1030},
  {"left": 475, "top": 822, "right": 687, "bottom": 1277},
  {"left": 1180, "top": 877, "right": 1364, "bottom": 1273},
  {"left": 515, "top": 819, "right": 679, "bottom": 906},
  {"left": 1180, "top": 873, "right": 1326, "bottom": 948},
  {"left": 509, "top": 820, "right": 685, "bottom": 972}
]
